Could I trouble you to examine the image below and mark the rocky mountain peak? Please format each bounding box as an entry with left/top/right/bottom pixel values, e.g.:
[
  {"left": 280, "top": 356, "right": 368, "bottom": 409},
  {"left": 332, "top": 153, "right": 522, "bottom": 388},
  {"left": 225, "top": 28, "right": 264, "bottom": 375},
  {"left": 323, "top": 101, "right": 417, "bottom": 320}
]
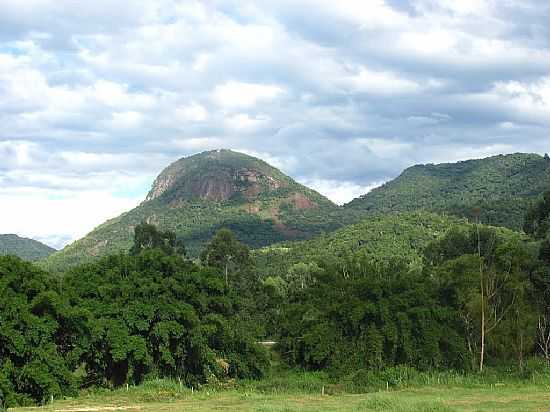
[{"left": 146, "top": 149, "right": 288, "bottom": 203}]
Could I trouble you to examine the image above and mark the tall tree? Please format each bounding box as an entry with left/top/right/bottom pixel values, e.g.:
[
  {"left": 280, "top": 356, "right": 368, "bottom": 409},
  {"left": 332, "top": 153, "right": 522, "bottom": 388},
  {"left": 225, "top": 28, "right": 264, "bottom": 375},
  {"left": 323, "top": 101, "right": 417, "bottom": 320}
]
[
  {"left": 130, "top": 222, "right": 185, "bottom": 257},
  {"left": 200, "top": 229, "right": 251, "bottom": 287}
]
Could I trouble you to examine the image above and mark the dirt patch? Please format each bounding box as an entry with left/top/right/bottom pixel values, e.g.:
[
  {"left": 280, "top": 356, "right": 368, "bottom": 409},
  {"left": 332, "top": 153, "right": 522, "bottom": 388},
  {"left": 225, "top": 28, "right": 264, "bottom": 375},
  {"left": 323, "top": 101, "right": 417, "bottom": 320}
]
[
  {"left": 288, "top": 193, "right": 317, "bottom": 210},
  {"left": 269, "top": 205, "right": 302, "bottom": 238}
]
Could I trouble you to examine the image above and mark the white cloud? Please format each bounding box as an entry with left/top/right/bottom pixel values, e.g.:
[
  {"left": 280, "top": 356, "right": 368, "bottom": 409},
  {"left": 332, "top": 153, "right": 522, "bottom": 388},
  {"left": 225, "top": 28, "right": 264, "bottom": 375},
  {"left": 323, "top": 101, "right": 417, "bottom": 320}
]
[
  {"left": 300, "top": 178, "right": 384, "bottom": 205},
  {"left": 213, "top": 81, "right": 285, "bottom": 108},
  {"left": 346, "top": 67, "right": 421, "bottom": 95},
  {"left": 110, "top": 111, "right": 143, "bottom": 129},
  {"left": 0, "top": 188, "right": 143, "bottom": 249},
  {"left": 225, "top": 113, "right": 271, "bottom": 131},
  {"left": 175, "top": 102, "right": 208, "bottom": 122},
  {"left": 357, "top": 138, "right": 414, "bottom": 159}
]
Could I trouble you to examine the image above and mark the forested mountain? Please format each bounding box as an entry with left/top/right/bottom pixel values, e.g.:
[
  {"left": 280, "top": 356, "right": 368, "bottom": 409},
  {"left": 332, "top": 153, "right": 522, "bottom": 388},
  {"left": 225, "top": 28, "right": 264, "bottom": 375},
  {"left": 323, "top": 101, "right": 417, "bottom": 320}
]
[
  {"left": 0, "top": 234, "right": 56, "bottom": 261},
  {"left": 43, "top": 149, "right": 356, "bottom": 271},
  {"left": 345, "top": 153, "right": 550, "bottom": 230}
]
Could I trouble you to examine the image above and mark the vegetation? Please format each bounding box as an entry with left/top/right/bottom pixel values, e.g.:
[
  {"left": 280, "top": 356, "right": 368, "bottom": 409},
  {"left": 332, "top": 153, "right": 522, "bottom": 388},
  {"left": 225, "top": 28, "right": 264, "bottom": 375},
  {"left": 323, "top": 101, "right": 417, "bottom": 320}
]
[
  {"left": 253, "top": 211, "right": 505, "bottom": 280},
  {"left": 0, "top": 234, "right": 55, "bottom": 261},
  {"left": 346, "top": 153, "right": 550, "bottom": 231},
  {"left": 9, "top": 366, "right": 550, "bottom": 411},
  {"left": 42, "top": 150, "right": 358, "bottom": 272},
  {"left": 4, "top": 152, "right": 550, "bottom": 410},
  {"left": 0, "top": 256, "right": 77, "bottom": 407},
  {"left": 0, "top": 225, "right": 268, "bottom": 408},
  {"left": 42, "top": 152, "right": 550, "bottom": 272}
]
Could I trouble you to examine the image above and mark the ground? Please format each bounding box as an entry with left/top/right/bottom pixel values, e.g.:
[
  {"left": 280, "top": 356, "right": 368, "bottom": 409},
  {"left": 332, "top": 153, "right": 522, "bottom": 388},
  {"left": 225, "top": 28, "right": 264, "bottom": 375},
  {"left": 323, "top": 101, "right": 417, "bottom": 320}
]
[{"left": 10, "top": 384, "right": 550, "bottom": 411}]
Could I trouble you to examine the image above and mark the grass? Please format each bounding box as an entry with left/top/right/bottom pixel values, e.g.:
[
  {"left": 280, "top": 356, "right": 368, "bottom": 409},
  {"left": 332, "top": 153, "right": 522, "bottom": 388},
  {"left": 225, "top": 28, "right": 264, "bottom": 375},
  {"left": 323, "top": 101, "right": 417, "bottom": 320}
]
[
  {"left": 9, "top": 355, "right": 550, "bottom": 411},
  {"left": 9, "top": 383, "right": 550, "bottom": 411},
  {"left": 10, "top": 368, "right": 550, "bottom": 412}
]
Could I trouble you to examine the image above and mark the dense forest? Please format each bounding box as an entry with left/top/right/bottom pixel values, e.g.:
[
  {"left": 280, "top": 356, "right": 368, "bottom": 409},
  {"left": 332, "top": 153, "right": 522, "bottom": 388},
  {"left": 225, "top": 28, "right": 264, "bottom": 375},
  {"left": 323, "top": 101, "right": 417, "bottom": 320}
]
[{"left": 2, "top": 189, "right": 550, "bottom": 408}]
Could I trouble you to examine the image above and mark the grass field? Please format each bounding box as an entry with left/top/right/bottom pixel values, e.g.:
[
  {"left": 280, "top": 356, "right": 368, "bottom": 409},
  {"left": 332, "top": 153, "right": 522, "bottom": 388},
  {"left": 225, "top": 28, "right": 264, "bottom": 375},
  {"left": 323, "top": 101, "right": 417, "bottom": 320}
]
[
  {"left": 10, "top": 385, "right": 550, "bottom": 411},
  {"left": 10, "top": 378, "right": 550, "bottom": 411},
  {"left": 9, "top": 353, "right": 550, "bottom": 411}
]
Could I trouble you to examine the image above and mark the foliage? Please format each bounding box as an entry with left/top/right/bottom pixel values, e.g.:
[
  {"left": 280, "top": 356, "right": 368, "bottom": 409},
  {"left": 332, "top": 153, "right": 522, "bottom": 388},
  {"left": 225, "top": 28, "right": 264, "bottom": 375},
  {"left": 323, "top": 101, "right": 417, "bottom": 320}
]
[
  {"left": 253, "top": 212, "right": 471, "bottom": 281},
  {"left": 200, "top": 228, "right": 251, "bottom": 271},
  {"left": 0, "top": 256, "right": 78, "bottom": 407},
  {"left": 425, "top": 225, "right": 541, "bottom": 371},
  {"left": 0, "top": 234, "right": 55, "bottom": 261},
  {"left": 275, "top": 216, "right": 545, "bottom": 377},
  {"left": 524, "top": 190, "right": 550, "bottom": 239},
  {"left": 129, "top": 222, "right": 185, "bottom": 256},
  {"left": 346, "top": 153, "right": 550, "bottom": 231},
  {"left": 63, "top": 249, "right": 269, "bottom": 388},
  {"left": 278, "top": 257, "right": 469, "bottom": 374},
  {"left": 1, "top": 227, "right": 269, "bottom": 407}
]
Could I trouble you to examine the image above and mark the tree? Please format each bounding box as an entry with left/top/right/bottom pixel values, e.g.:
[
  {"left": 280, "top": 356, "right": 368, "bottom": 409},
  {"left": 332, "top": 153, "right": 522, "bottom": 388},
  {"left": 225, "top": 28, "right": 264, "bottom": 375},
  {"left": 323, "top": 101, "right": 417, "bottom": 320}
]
[
  {"left": 63, "top": 248, "right": 268, "bottom": 388},
  {"left": 200, "top": 229, "right": 251, "bottom": 287},
  {"left": 278, "top": 255, "right": 467, "bottom": 374},
  {"left": 130, "top": 222, "right": 185, "bottom": 257},
  {"left": 524, "top": 191, "right": 550, "bottom": 239},
  {"left": 0, "top": 256, "right": 78, "bottom": 406},
  {"left": 426, "top": 227, "right": 537, "bottom": 372}
]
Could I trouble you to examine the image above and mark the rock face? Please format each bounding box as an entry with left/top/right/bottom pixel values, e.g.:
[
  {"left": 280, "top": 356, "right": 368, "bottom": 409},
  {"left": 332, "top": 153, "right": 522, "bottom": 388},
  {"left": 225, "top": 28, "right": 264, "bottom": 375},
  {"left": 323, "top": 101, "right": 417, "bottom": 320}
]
[{"left": 146, "top": 149, "right": 288, "bottom": 203}]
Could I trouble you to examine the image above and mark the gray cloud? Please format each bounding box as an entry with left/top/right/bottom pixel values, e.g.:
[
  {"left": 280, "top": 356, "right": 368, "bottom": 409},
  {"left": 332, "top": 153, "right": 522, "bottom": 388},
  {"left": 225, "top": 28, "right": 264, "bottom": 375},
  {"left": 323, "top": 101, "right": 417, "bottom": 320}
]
[{"left": 1, "top": 0, "right": 550, "bottom": 246}]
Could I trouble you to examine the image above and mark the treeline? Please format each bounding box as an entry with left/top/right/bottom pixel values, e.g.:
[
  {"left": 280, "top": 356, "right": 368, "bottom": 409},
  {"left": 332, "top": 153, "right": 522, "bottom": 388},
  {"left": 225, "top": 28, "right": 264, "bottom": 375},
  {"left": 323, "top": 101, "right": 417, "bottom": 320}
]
[
  {"left": 0, "top": 225, "right": 268, "bottom": 408},
  {"left": 276, "top": 194, "right": 550, "bottom": 380}
]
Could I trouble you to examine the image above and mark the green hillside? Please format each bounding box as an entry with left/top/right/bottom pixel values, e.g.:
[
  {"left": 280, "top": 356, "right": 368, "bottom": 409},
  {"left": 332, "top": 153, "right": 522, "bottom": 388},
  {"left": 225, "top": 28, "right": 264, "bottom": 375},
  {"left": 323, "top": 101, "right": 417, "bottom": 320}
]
[
  {"left": 253, "top": 211, "right": 522, "bottom": 279},
  {"left": 43, "top": 150, "right": 357, "bottom": 271},
  {"left": 345, "top": 153, "right": 550, "bottom": 230},
  {"left": 0, "top": 234, "right": 56, "bottom": 261}
]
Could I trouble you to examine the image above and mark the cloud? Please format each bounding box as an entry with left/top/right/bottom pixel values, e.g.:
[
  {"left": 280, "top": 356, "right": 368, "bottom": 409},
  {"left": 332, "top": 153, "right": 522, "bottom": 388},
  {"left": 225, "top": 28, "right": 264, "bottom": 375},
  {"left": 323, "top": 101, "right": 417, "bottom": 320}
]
[
  {"left": 213, "top": 81, "right": 285, "bottom": 108},
  {"left": 1, "top": 0, "right": 549, "bottom": 246},
  {"left": 0, "top": 188, "right": 143, "bottom": 249},
  {"left": 299, "top": 178, "right": 385, "bottom": 205}
]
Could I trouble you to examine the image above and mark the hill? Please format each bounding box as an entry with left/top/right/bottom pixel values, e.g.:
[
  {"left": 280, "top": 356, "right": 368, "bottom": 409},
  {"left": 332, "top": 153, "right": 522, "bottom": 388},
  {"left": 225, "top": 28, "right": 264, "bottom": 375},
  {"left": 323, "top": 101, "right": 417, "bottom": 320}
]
[
  {"left": 345, "top": 153, "right": 550, "bottom": 230},
  {"left": 0, "top": 234, "right": 56, "bottom": 261},
  {"left": 43, "top": 149, "right": 357, "bottom": 271},
  {"left": 253, "top": 211, "right": 522, "bottom": 279}
]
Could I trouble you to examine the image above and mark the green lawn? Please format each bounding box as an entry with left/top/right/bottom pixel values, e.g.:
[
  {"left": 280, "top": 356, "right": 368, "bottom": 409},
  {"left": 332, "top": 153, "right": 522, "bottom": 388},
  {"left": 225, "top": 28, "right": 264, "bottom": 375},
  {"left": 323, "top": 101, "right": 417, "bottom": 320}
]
[{"left": 10, "top": 383, "right": 550, "bottom": 412}]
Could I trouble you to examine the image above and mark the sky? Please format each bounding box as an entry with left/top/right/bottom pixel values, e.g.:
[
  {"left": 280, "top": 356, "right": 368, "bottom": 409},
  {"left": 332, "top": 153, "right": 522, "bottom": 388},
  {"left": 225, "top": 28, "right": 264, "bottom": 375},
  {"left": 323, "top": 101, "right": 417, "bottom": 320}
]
[{"left": 1, "top": 0, "right": 550, "bottom": 249}]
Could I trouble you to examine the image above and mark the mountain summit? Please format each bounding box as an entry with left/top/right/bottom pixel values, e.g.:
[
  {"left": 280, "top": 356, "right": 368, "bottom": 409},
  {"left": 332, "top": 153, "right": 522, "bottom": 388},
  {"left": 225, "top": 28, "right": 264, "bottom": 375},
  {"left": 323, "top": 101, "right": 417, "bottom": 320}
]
[
  {"left": 43, "top": 150, "right": 348, "bottom": 271},
  {"left": 146, "top": 149, "right": 297, "bottom": 203}
]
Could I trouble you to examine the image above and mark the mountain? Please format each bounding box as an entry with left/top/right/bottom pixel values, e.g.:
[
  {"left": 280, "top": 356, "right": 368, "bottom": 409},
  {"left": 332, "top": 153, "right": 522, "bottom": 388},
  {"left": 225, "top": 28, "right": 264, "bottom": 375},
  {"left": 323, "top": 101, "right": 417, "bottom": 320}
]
[
  {"left": 43, "top": 149, "right": 357, "bottom": 271},
  {"left": 345, "top": 153, "right": 550, "bottom": 230},
  {"left": 253, "top": 211, "right": 523, "bottom": 279},
  {"left": 0, "top": 234, "right": 56, "bottom": 261}
]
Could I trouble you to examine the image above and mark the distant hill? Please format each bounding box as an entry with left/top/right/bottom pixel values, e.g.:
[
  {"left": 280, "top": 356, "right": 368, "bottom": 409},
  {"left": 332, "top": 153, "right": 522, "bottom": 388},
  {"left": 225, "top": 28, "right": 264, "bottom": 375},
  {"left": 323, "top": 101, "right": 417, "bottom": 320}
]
[
  {"left": 0, "top": 234, "right": 56, "bottom": 261},
  {"left": 253, "top": 211, "right": 523, "bottom": 279},
  {"left": 345, "top": 153, "right": 550, "bottom": 230},
  {"left": 43, "top": 149, "right": 359, "bottom": 271}
]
